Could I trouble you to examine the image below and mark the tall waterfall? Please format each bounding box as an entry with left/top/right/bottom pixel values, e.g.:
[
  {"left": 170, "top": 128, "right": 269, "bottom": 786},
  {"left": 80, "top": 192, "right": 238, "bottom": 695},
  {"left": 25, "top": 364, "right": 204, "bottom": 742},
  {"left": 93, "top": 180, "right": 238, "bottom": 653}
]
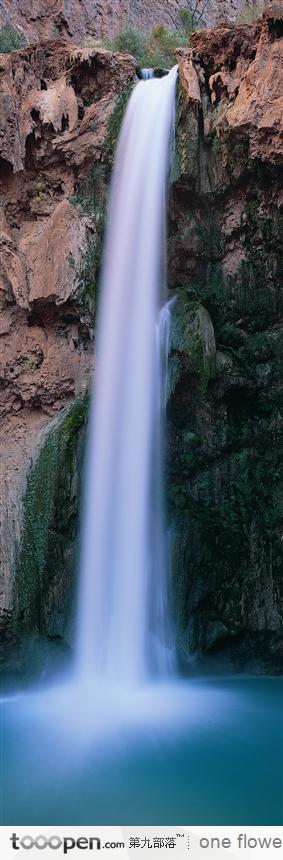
[{"left": 76, "top": 66, "right": 178, "bottom": 685}]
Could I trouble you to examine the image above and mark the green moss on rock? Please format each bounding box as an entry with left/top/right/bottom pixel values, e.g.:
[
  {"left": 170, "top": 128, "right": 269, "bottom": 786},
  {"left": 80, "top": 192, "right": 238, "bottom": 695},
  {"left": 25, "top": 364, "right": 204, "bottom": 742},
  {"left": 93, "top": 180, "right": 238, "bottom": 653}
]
[
  {"left": 75, "top": 235, "right": 101, "bottom": 317},
  {"left": 170, "top": 293, "right": 216, "bottom": 396},
  {"left": 175, "top": 88, "right": 200, "bottom": 185},
  {"left": 168, "top": 88, "right": 283, "bottom": 669},
  {"left": 104, "top": 82, "right": 135, "bottom": 159},
  {"left": 0, "top": 24, "right": 27, "bottom": 53},
  {"left": 15, "top": 395, "right": 89, "bottom": 636},
  {"left": 69, "top": 164, "right": 108, "bottom": 320}
]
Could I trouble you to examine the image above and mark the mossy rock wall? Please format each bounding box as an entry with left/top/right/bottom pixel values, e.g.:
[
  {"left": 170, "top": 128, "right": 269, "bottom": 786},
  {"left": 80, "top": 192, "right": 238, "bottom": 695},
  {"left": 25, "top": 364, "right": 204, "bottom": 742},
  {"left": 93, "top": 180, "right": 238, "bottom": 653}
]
[
  {"left": 167, "top": 83, "right": 283, "bottom": 672},
  {"left": 14, "top": 395, "right": 89, "bottom": 644},
  {"left": 71, "top": 81, "right": 135, "bottom": 324}
]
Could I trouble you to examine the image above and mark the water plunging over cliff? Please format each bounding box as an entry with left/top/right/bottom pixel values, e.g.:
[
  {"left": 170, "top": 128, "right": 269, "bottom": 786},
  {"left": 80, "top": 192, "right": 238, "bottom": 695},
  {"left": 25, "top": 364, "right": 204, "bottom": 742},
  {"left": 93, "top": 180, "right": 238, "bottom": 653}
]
[
  {"left": 76, "top": 66, "right": 178, "bottom": 685},
  {"left": 141, "top": 68, "right": 154, "bottom": 80}
]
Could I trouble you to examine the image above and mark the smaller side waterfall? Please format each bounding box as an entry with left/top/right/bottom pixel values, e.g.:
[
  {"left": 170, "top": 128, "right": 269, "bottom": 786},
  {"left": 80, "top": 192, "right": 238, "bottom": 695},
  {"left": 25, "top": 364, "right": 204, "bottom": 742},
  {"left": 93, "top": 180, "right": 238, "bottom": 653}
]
[
  {"left": 147, "top": 299, "right": 176, "bottom": 676},
  {"left": 157, "top": 298, "right": 175, "bottom": 411},
  {"left": 141, "top": 68, "right": 154, "bottom": 80}
]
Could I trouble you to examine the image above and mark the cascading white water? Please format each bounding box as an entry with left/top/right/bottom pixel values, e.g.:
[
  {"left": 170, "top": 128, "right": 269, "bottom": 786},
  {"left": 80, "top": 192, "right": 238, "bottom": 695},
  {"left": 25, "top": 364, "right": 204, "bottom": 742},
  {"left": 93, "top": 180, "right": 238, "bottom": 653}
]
[
  {"left": 141, "top": 68, "right": 154, "bottom": 80},
  {"left": 157, "top": 298, "right": 175, "bottom": 412},
  {"left": 76, "top": 66, "right": 178, "bottom": 686},
  {"left": 148, "top": 298, "right": 176, "bottom": 676}
]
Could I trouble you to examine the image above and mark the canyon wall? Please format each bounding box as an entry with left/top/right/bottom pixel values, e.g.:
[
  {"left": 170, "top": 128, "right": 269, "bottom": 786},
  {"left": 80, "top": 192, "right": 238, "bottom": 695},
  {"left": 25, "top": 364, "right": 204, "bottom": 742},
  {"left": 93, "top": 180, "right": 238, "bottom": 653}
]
[
  {"left": 0, "top": 40, "right": 136, "bottom": 670},
  {"left": 0, "top": 1, "right": 267, "bottom": 45},
  {"left": 168, "top": 4, "right": 283, "bottom": 671}
]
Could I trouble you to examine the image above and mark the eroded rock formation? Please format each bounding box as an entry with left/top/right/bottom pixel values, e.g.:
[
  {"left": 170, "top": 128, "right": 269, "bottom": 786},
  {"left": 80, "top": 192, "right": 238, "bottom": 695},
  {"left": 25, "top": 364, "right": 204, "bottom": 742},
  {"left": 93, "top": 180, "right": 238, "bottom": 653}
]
[
  {"left": 0, "top": 40, "right": 136, "bottom": 647},
  {"left": 0, "top": 0, "right": 266, "bottom": 45}
]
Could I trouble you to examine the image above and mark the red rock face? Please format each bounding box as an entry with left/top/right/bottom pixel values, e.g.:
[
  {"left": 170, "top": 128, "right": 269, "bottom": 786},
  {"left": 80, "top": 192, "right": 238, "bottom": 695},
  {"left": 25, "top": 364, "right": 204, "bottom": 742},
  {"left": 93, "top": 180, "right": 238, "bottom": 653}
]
[
  {"left": 180, "top": 7, "right": 283, "bottom": 164},
  {"left": 0, "top": 41, "right": 136, "bottom": 420},
  {"left": 0, "top": 40, "right": 136, "bottom": 614},
  {"left": 0, "top": 0, "right": 182, "bottom": 43},
  {"left": 226, "top": 12, "right": 283, "bottom": 162},
  {"left": 172, "top": 8, "right": 282, "bottom": 303},
  {"left": 0, "top": 0, "right": 266, "bottom": 44}
]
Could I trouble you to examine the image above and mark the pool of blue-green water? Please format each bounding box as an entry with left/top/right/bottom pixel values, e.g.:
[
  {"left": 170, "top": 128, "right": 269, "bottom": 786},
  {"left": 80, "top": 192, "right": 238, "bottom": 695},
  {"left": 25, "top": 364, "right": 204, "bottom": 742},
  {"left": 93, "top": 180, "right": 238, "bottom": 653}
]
[{"left": 1, "top": 677, "right": 282, "bottom": 824}]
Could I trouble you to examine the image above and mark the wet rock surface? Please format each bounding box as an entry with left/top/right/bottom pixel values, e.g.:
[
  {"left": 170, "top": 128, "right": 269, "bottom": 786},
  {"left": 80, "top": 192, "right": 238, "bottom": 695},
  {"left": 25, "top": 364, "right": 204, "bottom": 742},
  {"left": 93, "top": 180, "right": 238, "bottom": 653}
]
[{"left": 168, "top": 7, "right": 282, "bottom": 671}]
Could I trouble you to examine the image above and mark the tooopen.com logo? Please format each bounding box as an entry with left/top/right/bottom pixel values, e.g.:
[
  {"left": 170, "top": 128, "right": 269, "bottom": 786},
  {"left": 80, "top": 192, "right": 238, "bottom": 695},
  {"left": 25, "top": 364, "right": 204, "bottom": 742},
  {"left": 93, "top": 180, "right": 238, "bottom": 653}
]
[{"left": 10, "top": 834, "right": 125, "bottom": 853}]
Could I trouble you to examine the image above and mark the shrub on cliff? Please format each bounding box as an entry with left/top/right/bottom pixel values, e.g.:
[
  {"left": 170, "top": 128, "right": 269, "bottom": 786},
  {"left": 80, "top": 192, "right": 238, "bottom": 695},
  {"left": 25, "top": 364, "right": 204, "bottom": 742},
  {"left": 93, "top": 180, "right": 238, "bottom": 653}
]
[
  {"left": 102, "top": 12, "right": 194, "bottom": 69},
  {"left": 237, "top": 2, "right": 262, "bottom": 23},
  {"left": 0, "top": 24, "right": 27, "bottom": 53},
  {"left": 146, "top": 24, "right": 189, "bottom": 68},
  {"left": 111, "top": 23, "right": 148, "bottom": 64}
]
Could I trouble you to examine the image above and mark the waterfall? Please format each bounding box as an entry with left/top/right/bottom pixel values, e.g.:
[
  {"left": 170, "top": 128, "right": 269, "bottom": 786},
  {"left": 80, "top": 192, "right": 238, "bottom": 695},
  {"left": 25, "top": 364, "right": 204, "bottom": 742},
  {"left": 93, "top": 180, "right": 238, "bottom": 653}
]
[
  {"left": 157, "top": 298, "right": 175, "bottom": 411},
  {"left": 76, "top": 66, "right": 178, "bottom": 686},
  {"left": 141, "top": 68, "right": 154, "bottom": 80}
]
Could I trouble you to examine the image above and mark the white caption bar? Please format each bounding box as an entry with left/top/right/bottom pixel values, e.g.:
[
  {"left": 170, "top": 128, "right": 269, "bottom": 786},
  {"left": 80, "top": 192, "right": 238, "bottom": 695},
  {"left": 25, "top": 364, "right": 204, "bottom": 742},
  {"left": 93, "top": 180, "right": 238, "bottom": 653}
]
[{"left": 0, "top": 827, "right": 282, "bottom": 859}]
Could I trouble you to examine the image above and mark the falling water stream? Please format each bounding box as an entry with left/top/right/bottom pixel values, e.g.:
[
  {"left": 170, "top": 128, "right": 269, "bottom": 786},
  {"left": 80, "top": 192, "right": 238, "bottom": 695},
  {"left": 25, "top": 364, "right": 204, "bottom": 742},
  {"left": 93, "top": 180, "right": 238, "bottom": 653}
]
[
  {"left": 141, "top": 68, "right": 154, "bottom": 80},
  {"left": 76, "top": 67, "right": 178, "bottom": 685}
]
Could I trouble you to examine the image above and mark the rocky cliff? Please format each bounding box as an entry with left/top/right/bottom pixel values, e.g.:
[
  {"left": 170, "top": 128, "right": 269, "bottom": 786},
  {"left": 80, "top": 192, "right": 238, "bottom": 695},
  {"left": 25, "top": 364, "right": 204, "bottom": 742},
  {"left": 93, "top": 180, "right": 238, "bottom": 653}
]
[
  {"left": 168, "top": 3, "right": 283, "bottom": 671},
  {"left": 0, "top": 3, "right": 282, "bottom": 679},
  {"left": 0, "top": 0, "right": 266, "bottom": 45},
  {"left": 0, "top": 39, "right": 136, "bottom": 666}
]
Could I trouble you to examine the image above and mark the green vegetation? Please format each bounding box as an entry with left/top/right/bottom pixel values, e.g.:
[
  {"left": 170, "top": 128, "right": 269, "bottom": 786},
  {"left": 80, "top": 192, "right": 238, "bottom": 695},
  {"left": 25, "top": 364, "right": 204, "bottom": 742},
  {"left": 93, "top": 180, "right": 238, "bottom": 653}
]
[
  {"left": 237, "top": 2, "right": 262, "bottom": 23},
  {"left": 0, "top": 24, "right": 27, "bottom": 53},
  {"left": 69, "top": 163, "right": 108, "bottom": 317},
  {"left": 227, "top": 255, "right": 281, "bottom": 332},
  {"left": 168, "top": 391, "right": 282, "bottom": 659},
  {"left": 175, "top": 270, "right": 225, "bottom": 326},
  {"left": 104, "top": 83, "right": 135, "bottom": 157},
  {"left": 75, "top": 237, "right": 101, "bottom": 316},
  {"left": 166, "top": 149, "right": 282, "bottom": 664},
  {"left": 170, "top": 293, "right": 216, "bottom": 399},
  {"left": 69, "top": 162, "right": 107, "bottom": 217},
  {"left": 169, "top": 444, "right": 282, "bottom": 585},
  {"left": 70, "top": 79, "right": 139, "bottom": 317},
  {"left": 217, "top": 322, "right": 246, "bottom": 350},
  {"left": 15, "top": 396, "right": 89, "bottom": 633},
  {"left": 179, "top": 10, "right": 194, "bottom": 32},
  {"left": 93, "top": 13, "right": 194, "bottom": 70}
]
